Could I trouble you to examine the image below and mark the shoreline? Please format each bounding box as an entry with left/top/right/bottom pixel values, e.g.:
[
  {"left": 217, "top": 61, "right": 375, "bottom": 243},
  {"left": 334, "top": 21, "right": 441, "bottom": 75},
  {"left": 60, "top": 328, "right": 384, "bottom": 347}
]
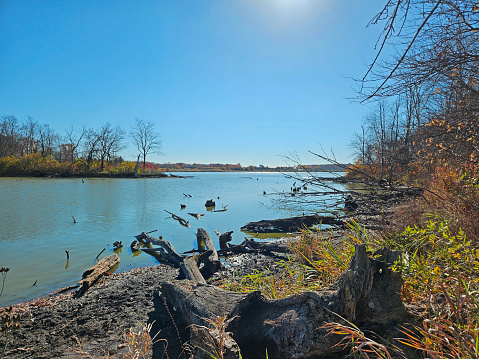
[{"left": 0, "top": 182, "right": 420, "bottom": 358}]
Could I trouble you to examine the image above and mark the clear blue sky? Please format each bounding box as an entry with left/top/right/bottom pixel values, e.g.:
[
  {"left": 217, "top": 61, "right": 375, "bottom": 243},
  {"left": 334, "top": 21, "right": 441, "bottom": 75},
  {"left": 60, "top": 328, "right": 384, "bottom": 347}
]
[{"left": 0, "top": 1, "right": 383, "bottom": 167}]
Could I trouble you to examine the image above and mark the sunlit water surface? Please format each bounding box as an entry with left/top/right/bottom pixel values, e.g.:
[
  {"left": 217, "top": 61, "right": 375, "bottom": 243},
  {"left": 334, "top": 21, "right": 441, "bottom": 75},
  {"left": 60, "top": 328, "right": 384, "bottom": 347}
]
[{"left": 0, "top": 172, "right": 345, "bottom": 307}]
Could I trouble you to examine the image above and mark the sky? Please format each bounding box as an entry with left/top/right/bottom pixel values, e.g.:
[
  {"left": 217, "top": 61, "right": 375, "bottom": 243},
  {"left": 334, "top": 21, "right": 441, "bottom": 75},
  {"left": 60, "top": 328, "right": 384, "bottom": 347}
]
[{"left": 0, "top": 1, "right": 385, "bottom": 167}]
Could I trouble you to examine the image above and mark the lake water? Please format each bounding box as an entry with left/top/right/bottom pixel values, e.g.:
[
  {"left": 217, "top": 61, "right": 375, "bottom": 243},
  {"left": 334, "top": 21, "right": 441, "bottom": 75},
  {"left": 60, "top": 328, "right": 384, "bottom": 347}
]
[{"left": 0, "top": 172, "right": 345, "bottom": 307}]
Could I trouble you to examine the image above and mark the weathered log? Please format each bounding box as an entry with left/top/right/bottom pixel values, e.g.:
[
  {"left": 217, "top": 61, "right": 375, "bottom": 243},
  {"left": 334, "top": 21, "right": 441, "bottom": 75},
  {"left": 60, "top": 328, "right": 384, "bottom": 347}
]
[
  {"left": 241, "top": 214, "right": 344, "bottom": 233},
  {"left": 140, "top": 235, "right": 184, "bottom": 266},
  {"left": 217, "top": 238, "right": 289, "bottom": 255},
  {"left": 188, "top": 212, "right": 206, "bottom": 219},
  {"left": 165, "top": 210, "right": 191, "bottom": 228},
  {"left": 243, "top": 238, "right": 290, "bottom": 253},
  {"left": 130, "top": 240, "right": 141, "bottom": 252},
  {"left": 76, "top": 254, "right": 120, "bottom": 297},
  {"left": 136, "top": 232, "right": 215, "bottom": 284},
  {"left": 159, "top": 245, "right": 407, "bottom": 359},
  {"left": 181, "top": 256, "right": 206, "bottom": 284},
  {"left": 134, "top": 230, "right": 157, "bottom": 241},
  {"left": 215, "top": 230, "right": 233, "bottom": 250},
  {"left": 196, "top": 228, "right": 222, "bottom": 277}
]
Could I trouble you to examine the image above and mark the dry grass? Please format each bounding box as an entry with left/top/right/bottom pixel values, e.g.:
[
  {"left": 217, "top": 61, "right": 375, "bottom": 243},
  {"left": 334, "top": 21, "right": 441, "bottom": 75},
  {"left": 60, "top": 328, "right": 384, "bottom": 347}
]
[{"left": 69, "top": 322, "right": 163, "bottom": 359}]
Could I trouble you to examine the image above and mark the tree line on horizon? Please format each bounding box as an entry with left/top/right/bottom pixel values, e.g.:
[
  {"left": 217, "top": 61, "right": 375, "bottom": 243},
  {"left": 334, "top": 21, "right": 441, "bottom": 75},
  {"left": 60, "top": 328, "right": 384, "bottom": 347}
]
[{"left": 0, "top": 117, "right": 162, "bottom": 176}]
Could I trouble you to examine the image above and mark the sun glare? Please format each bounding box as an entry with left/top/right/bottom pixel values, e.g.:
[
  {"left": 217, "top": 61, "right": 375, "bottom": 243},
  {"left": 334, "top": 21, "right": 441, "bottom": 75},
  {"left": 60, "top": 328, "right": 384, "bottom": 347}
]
[{"left": 254, "top": 0, "right": 331, "bottom": 31}]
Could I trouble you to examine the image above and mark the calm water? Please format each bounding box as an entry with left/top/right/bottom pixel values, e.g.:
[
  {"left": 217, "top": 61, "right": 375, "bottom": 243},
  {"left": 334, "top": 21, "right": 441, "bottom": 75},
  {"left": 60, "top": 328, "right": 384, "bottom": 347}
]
[{"left": 0, "top": 172, "right": 344, "bottom": 307}]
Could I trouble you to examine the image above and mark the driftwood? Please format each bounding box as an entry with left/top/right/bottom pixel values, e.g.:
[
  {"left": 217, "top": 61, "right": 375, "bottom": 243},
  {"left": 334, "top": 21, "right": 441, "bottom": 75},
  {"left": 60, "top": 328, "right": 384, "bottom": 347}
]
[
  {"left": 241, "top": 214, "right": 344, "bottom": 233},
  {"left": 137, "top": 231, "right": 223, "bottom": 283},
  {"left": 215, "top": 230, "right": 233, "bottom": 250},
  {"left": 164, "top": 210, "right": 191, "bottom": 228},
  {"left": 130, "top": 240, "right": 141, "bottom": 252},
  {"left": 76, "top": 254, "right": 120, "bottom": 297},
  {"left": 218, "top": 238, "right": 289, "bottom": 255},
  {"left": 159, "top": 245, "right": 407, "bottom": 359},
  {"left": 181, "top": 256, "right": 206, "bottom": 284},
  {"left": 188, "top": 212, "right": 206, "bottom": 219},
  {"left": 196, "top": 228, "right": 222, "bottom": 277},
  {"left": 140, "top": 235, "right": 184, "bottom": 265}
]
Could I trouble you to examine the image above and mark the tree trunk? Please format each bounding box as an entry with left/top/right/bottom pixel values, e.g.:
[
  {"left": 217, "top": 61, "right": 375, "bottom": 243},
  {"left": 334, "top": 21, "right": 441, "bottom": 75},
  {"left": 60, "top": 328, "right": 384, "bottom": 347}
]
[{"left": 159, "top": 245, "right": 407, "bottom": 359}]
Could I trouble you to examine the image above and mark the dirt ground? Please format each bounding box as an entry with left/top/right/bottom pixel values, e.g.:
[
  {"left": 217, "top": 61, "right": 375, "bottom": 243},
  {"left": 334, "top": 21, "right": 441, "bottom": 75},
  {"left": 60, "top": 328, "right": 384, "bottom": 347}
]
[{"left": 0, "top": 252, "right": 286, "bottom": 359}]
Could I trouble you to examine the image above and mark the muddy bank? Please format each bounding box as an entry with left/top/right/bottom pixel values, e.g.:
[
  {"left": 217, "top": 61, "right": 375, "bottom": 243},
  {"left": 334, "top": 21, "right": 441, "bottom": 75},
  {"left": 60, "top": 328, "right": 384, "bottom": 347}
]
[{"left": 0, "top": 251, "right": 289, "bottom": 358}]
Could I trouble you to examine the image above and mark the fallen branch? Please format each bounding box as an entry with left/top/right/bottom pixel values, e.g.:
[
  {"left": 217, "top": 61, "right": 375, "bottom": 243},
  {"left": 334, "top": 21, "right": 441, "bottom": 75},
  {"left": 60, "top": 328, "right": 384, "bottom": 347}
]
[
  {"left": 75, "top": 254, "right": 119, "bottom": 297},
  {"left": 165, "top": 210, "right": 191, "bottom": 228},
  {"left": 242, "top": 214, "right": 344, "bottom": 233}
]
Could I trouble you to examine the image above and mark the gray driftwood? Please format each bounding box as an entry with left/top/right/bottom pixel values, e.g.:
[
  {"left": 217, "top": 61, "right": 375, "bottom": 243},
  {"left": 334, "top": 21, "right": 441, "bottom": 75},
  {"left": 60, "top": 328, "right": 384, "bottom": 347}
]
[
  {"left": 76, "top": 254, "right": 120, "bottom": 297},
  {"left": 188, "top": 212, "right": 206, "bottom": 219},
  {"left": 137, "top": 231, "right": 223, "bottom": 284},
  {"left": 164, "top": 210, "right": 191, "bottom": 228},
  {"left": 241, "top": 214, "right": 344, "bottom": 233},
  {"left": 159, "top": 245, "right": 407, "bottom": 359},
  {"left": 196, "top": 228, "right": 222, "bottom": 277},
  {"left": 215, "top": 230, "right": 233, "bottom": 250},
  {"left": 217, "top": 238, "right": 289, "bottom": 255}
]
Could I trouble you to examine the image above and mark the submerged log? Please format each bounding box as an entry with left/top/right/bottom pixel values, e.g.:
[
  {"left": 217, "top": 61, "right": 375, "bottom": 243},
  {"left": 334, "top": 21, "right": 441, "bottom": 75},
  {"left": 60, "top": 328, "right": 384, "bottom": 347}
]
[
  {"left": 140, "top": 235, "right": 184, "bottom": 266},
  {"left": 241, "top": 214, "right": 344, "bottom": 233},
  {"left": 205, "top": 199, "right": 216, "bottom": 207},
  {"left": 76, "top": 254, "right": 120, "bottom": 297},
  {"left": 188, "top": 212, "right": 206, "bottom": 219},
  {"left": 159, "top": 245, "right": 407, "bottom": 359},
  {"left": 165, "top": 210, "right": 191, "bottom": 228},
  {"left": 130, "top": 240, "right": 141, "bottom": 252}
]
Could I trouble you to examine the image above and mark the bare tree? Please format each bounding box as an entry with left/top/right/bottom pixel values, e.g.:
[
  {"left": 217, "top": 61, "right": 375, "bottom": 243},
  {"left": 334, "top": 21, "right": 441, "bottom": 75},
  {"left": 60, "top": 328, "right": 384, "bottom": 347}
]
[
  {"left": 98, "top": 123, "right": 125, "bottom": 171},
  {"left": 37, "top": 124, "right": 59, "bottom": 159},
  {"left": 130, "top": 118, "right": 162, "bottom": 170},
  {"left": 65, "top": 126, "right": 85, "bottom": 163},
  {"left": 19, "top": 117, "right": 39, "bottom": 156},
  {"left": 0, "top": 115, "right": 21, "bottom": 157},
  {"left": 82, "top": 127, "right": 101, "bottom": 169}
]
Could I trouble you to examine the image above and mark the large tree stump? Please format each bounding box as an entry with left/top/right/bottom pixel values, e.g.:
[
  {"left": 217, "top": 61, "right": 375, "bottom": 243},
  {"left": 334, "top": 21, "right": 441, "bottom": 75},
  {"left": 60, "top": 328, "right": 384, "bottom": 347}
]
[
  {"left": 159, "top": 245, "right": 408, "bottom": 359},
  {"left": 76, "top": 254, "right": 120, "bottom": 297}
]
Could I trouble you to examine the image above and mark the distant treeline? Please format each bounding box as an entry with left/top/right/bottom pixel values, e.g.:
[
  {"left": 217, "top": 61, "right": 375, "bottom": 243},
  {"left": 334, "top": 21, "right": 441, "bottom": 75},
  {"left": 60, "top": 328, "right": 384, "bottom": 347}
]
[
  {"left": 0, "top": 117, "right": 163, "bottom": 177},
  {"left": 156, "top": 163, "right": 350, "bottom": 172}
]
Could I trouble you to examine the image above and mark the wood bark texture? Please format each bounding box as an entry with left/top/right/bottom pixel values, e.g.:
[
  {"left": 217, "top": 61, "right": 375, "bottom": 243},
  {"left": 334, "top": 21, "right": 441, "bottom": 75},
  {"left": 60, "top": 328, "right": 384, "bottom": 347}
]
[
  {"left": 159, "top": 245, "right": 407, "bottom": 359},
  {"left": 76, "top": 254, "right": 120, "bottom": 297}
]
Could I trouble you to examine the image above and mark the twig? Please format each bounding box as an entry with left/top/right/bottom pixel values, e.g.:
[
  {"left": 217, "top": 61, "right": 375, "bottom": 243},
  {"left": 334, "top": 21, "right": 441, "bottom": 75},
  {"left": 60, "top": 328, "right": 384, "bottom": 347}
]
[{"left": 95, "top": 248, "right": 106, "bottom": 260}]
